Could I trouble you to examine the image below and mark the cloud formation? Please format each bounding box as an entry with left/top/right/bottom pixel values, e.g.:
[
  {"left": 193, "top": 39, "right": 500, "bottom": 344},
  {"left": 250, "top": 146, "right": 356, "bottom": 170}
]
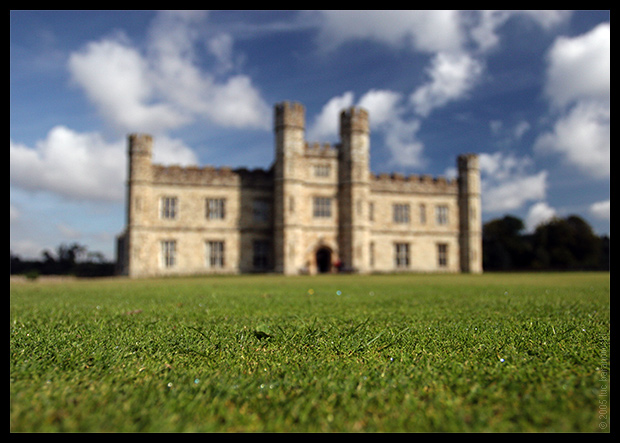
[
  {"left": 310, "top": 11, "right": 573, "bottom": 171},
  {"left": 12, "top": 11, "right": 268, "bottom": 203},
  {"left": 479, "top": 152, "right": 548, "bottom": 212},
  {"left": 535, "top": 23, "right": 610, "bottom": 179},
  {"left": 69, "top": 11, "right": 270, "bottom": 135},
  {"left": 410, "top": 52, "right": 483, "bottom": 117},
  {"left": 9, "top": 127, "right": 198, "bottom": 202}
]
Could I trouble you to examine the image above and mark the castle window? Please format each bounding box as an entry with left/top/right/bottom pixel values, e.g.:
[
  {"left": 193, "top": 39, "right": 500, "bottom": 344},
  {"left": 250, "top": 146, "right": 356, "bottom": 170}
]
[
  {"left": 369, "top": 202, "right": 374, "bottom": 221},
  {"left": 393, "top": 204, "right": 410, "bottom": 224},
  {"left": 206, "top": 241, "right": 225, "bottom": 268},
  {"left": 206, "top": 198, "right": 226, "bottom": 220},
  {"left": 370, "top": 242, "right": 375, "bottom": 268},
  {"left": 394, "top": 243, "right": 409, "bottom": 268},
  {"left": 314, "top": 164, "right": 330, "bottom": 177},
  {"left": 435, "top": 205, "right": 449, "bottom": 225},
  {"left": 313, "top": 197, "right": 332, "bottom": 218},
  {"left": 160, "top": 197, "right": 177, "bottom": 219},
  {"left": 253, "top": 240, "right": 270, "bottom": 270},
  {"left": 437, "top": 243, "right": 448, "bottom": 267},
  {"left": 161, "top": 240, "right": 176, "bottom": 268},
  {"left": 252, "top": 199, "right": 270, "bottom": 223},
  {"left": 419, "top": 204, "right": 426, "bottom": 224}
]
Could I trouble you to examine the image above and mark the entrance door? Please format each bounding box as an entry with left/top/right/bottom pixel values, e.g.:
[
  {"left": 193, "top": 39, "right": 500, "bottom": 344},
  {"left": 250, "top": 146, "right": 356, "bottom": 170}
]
[{"left": 315, "top": 248, "right": 332, "bottom": 274}]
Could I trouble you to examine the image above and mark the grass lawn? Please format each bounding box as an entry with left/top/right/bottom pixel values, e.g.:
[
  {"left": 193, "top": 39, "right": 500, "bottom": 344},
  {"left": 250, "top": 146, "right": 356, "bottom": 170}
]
[{"left": 10, "top": 272, "right": 610, "bottom": 432}]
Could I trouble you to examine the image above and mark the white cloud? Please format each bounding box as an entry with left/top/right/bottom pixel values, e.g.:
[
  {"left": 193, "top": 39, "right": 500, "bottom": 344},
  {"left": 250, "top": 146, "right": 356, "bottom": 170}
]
[
  {"left": 9, "top": 127, "right": 197, "bottom": 202},
  {"left": 410, "top": 52, "right": 484, "bottom": 117},
  {"left": 479, "top": 152, "right": 548, "bottom": 212},
  {"left": 383, "top": 118, "right": 426, "bottom": 168},
  {"left": 68, "top": 11, "right": 270, "bottom": 135},
  {"left": 534, "top": 100, "right": 609, "bottom": 178},
  {"left": 314, "top": 10, "right": 465, "bottom": 54},
  {"left": 590, "top": 200, "right": 610, "bottom": 221},
  {"left": 307, "top": 92, "right": 355, "bottom": 141},
  {"left": 535, "top": 23, "right": 610, "bottom": 180},
  {"left": 526, "top": 201, "right": 557, "bottom": 232},
  {"left": 149, "top": 134, "right": 199, "bottom": 166},
  {"left": 10, "top": 127, "right": 126, "bottom": 201},
  {"left": 544, "top": 22, "right": 610, "bottom": 109},
  {"left": 513, "top": 121, "right": 531, "bottom": 140},
  {"left": 68, "top": 36, "right": 189, "bottom": 134},
  {"left": 206, "top": 33, "right": 236, "bottom": 74},
  {"left": 357, "top": 89, "right": 403, "bottom": 128},
  {"left": 308, "top": 90, "right": 426, "bottom": 168},
  {"left": 468, "top": 10, "right": 572, "bottom": 53}
]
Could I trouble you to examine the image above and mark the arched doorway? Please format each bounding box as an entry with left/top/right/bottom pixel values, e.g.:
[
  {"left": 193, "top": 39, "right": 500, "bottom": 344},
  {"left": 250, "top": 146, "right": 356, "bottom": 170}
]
[{"left": 315, "top": 247, "right": 332, "bottom": 274}]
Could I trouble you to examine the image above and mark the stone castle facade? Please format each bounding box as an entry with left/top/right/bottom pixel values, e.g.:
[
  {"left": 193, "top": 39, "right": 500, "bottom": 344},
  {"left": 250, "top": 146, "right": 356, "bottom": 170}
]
[{"left": 116, "top": 102, "right": 482, "bottom": 277}]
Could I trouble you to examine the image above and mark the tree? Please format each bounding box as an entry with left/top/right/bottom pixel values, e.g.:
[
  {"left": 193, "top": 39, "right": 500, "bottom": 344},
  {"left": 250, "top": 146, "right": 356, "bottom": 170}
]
[
  {"left": 483, "top": 214, "right": 608, "bottom": 271},
  {"left": 532, "top": 216, "right": 601, "bottom": 270},
  {"left": 10, "top": 242, "right": 115, "bottom": 277},
  {"left": 483, "top": 215, "right": 532, "bottom": 270}
]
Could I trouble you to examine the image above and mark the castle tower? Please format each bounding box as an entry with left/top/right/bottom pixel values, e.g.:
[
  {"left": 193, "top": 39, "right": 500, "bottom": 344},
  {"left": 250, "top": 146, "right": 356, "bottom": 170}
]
[
  {"left": 127, "top": 134, "right": 153, "bottom": 226},
  {"left": 338, "top": 107, "right": 371, "bottom": 273},
  {"left": 273, "top": 102, "right": 305, "bottom": 274},
  {"left": 124, "top": 133, "right": 154, "bottom": 277},
  {"left": 458, "top": 153, "right": 482, "bottom": 273}
]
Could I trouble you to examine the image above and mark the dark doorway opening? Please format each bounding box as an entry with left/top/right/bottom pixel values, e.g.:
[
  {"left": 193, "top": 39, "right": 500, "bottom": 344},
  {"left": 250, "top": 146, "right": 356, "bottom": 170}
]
[{"left": 316, "top": 248, "right": 332, "bottom": 274}]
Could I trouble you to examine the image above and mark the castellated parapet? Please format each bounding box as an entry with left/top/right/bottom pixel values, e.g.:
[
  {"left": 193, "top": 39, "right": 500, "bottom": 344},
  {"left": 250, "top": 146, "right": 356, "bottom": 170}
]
[{"left": 117, "top": 101, "right": 482, "bottom": 277}]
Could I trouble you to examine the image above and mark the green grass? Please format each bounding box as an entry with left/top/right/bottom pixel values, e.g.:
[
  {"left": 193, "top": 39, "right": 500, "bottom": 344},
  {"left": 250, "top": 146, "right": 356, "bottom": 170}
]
[{"left": 10, "top": 272, "right": 610, "bottom": 432}]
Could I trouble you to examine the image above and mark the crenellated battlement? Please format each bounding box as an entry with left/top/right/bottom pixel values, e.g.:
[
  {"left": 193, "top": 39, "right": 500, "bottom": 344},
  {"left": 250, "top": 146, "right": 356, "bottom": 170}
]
[
  {"left": 152, "top": 163, "right": 272, "bottom": 187},
  {"left": 370, "top": 172, "right": 457, "bottom": 194},
  {"left": 340, "top": 107, "right": 369, "bottom": 135},
  {"left": 274, "top": 101, "right": 305, "bottom": 130},
  {"left": 304, "top": 141, "right": 338, "bottom": 158}
]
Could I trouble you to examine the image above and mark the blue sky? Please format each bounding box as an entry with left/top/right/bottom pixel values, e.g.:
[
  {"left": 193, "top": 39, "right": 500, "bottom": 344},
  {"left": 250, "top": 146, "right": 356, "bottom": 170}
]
[{"left": 10, "top": 10, "right": 610, "bottom": 260}]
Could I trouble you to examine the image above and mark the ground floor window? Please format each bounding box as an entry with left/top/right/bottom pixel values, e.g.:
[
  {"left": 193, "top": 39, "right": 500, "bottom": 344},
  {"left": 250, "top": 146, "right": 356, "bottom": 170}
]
[
  {"left": 206, "top": 241, "right": 225, "bottom": 268},
  {"left": 437, "top": 243, "right": 448, "bottom": 267},
  {"left": 161, "top": 240, "right": 176, "bottom": 268},
  {"left": 253, "top": 240, "right": 270, "bottom": 270},
  {"left": 394, "top": 243, "right": 409, "bottom": 268},
  {"left": 370, "top": 242, "right": 375, "bottom": 268}
]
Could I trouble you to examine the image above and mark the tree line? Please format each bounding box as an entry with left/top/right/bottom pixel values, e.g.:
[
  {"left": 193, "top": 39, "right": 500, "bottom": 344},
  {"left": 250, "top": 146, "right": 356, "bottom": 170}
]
[
  {"left": 10, "top": 242, "right": 115, "bottom": 278},
  {"left": 483, "top": 214, "right": 609, "bottom": 271}
]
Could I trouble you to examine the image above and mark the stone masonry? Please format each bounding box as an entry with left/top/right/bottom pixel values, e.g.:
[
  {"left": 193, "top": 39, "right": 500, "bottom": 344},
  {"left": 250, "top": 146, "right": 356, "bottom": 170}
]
[{"left": 116, "top": 102, "right": 482, "bottom": 277}]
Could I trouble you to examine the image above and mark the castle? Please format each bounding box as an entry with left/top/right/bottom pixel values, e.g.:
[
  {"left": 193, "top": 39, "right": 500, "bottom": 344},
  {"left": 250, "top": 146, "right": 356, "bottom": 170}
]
[{"left": 116, "top": 102, "right": 482, "bottom": 277}]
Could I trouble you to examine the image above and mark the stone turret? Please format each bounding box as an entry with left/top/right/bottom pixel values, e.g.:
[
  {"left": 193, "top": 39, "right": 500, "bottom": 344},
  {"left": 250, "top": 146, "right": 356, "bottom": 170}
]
[
  {"left": 273, "top": 102, "right": 306, "bottom": 274},
  {"left": 458, "top": 153, "right": 482, "bottom": 273},
  {"left": 338, "top": 107, "right": 370, "bottom": 273}
]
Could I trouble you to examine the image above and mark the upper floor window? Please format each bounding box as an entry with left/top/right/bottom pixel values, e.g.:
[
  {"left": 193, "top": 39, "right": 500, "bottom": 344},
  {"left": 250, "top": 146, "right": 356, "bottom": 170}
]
[
  {"left": 252, "top": 199, "right": 270, "bottom": 223},
  {"left": 313, "top": 197, "right": 332, "bottom": 218},
  {"left": 206, "top": 198, "right": 226, "bottom": 220},
  {"left": 435, "top": 205, "right": 449, "bottom": 225},
  {"left": 160, "top": 197, "right": 177, "bottom": 219},
  {"left": 314, "top": 164, "right": 331, "bottom": 177},
  {"left": 393, "top": 204, "right": 410, "bottom": 224}
]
